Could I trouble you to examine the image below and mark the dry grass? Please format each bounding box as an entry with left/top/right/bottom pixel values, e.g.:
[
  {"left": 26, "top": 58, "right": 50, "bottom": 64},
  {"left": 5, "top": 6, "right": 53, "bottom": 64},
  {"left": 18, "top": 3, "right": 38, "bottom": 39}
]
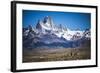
[{"left": 23, "top": 47, "right": 91, "bottom": 63}]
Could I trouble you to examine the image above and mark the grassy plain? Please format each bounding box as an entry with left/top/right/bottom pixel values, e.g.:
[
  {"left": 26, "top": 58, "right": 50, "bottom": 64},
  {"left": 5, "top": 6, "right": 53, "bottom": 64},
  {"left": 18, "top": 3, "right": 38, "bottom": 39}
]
[{"left": 23, "top": 47, "right": 90, "bottom": 62}]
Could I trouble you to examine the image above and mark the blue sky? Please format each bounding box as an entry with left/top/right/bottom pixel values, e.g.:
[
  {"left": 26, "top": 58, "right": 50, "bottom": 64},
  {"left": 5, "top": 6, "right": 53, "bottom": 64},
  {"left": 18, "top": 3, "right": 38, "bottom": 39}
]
[{"left": 23, "top": 10, "right": 91, "bottom": 30}]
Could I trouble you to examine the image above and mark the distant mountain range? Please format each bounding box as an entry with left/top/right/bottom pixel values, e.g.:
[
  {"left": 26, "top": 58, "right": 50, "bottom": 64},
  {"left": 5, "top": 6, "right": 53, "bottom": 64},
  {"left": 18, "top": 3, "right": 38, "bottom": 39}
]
[{"left": 23, "top": 16, "right": 91, "bottom": 49}]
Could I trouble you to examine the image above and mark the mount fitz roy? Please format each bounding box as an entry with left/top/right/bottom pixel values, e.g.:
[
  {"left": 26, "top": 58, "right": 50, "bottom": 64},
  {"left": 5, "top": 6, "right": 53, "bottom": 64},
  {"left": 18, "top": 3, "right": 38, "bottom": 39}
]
[{"left": 23, "top": 16, "right": 91, "bottom": 49}]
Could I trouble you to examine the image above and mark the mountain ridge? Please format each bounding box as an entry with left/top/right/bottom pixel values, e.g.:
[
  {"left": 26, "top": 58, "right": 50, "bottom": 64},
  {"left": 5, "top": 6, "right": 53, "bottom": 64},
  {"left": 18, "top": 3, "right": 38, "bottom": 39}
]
[{"left": 23, "top": 16, "right": 91, "bottom": 49}]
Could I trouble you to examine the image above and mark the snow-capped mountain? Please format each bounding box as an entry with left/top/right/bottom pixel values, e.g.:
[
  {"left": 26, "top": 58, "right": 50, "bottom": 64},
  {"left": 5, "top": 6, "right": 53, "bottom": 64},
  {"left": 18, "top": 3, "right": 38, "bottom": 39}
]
[{"left": 23, "top": 16, "right": 91, "bottom": 49}]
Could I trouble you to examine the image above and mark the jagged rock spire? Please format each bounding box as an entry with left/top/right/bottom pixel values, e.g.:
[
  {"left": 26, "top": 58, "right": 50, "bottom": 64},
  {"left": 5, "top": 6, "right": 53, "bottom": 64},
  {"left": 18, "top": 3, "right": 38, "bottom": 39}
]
[
  {"left": 36, "top": 20, "right": 42, "bottom": 29},
  {"left": 43, "top": 16, "right": 53, "bottom": 27},
  {"left": 28, "top": 25, "right": 33, "bottom": 32}
]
